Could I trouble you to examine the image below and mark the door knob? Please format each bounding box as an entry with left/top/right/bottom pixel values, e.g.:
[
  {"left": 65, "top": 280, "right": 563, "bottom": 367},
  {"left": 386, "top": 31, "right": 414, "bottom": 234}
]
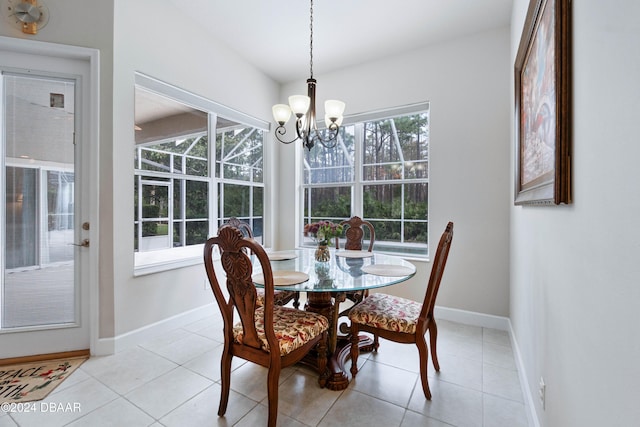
[{"left": 71, "top": 239, "right": 90, "bottom": 247}]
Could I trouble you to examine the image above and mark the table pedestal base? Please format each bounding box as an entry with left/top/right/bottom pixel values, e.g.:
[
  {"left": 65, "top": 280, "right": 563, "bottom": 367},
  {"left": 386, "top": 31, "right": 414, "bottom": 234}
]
[
  {"left": 325, "top": 334, "right": 376, "bottom": 390},
  {"left": 302, "top": 291, "right": 376, "bottom": 391}
]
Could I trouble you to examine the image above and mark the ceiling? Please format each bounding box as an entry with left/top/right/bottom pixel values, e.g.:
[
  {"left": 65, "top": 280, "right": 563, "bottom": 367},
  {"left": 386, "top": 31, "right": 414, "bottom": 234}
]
[{"left": 169, "top": 0, "right": 513, "bottom": 84}]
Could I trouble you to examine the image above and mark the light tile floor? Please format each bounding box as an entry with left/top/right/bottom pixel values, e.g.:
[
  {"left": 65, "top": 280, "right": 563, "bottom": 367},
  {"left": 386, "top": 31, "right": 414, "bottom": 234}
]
[{"left": 1, "top": 311, "right": 529, "bottom": 427}]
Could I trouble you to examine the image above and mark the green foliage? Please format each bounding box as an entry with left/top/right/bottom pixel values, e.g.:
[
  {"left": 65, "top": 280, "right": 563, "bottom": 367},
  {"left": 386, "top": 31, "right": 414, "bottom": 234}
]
[
  {"left": 185, "top": 221, "right": 208, "bottom": 245},
  {"left": 309, "top": 190, "right": 351, "bottom": 218},
  {"left": 223, "top": 184, "right": 250, "bottom": 217},
  {"left": 142, "top": 204, "right": 159, "bottom": 236},
  {"left": 185, "top": 181, "right": 208, "bottom": 218}
]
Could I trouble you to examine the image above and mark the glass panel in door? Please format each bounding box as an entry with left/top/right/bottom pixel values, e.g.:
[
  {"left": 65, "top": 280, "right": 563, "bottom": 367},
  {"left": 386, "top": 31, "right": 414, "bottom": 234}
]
[{"left": 1, "top": 74, "right": 77, "bottom": 330}]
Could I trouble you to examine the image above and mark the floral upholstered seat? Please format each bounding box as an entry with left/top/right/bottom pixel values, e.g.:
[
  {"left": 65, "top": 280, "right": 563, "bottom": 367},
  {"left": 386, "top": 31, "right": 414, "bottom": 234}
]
[
  {"left": 348, "top": 293, "right": 420, "bottom": 334},
  {"left": 233, "top": 306, "right": 329, "bottom": 355}
]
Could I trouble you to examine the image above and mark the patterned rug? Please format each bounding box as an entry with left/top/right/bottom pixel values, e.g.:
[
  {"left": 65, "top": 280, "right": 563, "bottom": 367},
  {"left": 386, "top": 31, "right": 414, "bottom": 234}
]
[{"left": 0, "top": 356, "right": 87, "bottom": 403}]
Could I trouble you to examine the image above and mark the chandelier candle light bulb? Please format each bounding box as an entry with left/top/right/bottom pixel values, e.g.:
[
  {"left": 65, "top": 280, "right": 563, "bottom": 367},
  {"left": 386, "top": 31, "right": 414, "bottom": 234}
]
[
  {"left": 324, "top": 100, "right": 346, "bottom": 121},
  {"left": 272, "top": 104, "right": 292, "bottom": 125},
  {"left": 289, "top": 95, "right": 311, "bottom": 117}
]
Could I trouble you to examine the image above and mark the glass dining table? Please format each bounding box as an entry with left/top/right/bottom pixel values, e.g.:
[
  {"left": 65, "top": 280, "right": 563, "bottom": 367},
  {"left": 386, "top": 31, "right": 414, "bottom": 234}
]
[{"left": 252, "top": 247, "right": 416, "bottom": 390}]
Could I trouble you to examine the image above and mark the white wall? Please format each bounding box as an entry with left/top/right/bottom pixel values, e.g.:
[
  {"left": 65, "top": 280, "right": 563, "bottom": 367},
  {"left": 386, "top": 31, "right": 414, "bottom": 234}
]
[
  {"left": 510, "top": 1, "right": 640, "bottom": 425},
  {"left": 107, "top": 0, "right": 279, "bottom": 338},
  {"left": 276, "top": 28, "right": 512, "bottom": 317}
]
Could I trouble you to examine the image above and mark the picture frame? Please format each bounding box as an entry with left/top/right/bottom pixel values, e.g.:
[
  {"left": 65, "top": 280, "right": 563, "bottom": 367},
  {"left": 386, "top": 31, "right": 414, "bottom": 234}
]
[{"left": 514, "top": 0, "right": 571, "bottom": 205}]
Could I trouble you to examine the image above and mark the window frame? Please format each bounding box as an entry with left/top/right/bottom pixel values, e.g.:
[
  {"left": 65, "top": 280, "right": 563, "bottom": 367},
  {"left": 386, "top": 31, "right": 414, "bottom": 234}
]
[
  {"left": 300, "top": 102, "right": 430, "bottom": 258},
  {"left": 133, "top": 73, "right": 268, "bottom": 275}
]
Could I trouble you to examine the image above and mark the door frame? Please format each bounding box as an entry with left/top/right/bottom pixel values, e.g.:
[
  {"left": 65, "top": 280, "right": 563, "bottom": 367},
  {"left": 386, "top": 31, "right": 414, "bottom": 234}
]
[{"left": 0, "top": 36, "right": 100, "bottom": 356}]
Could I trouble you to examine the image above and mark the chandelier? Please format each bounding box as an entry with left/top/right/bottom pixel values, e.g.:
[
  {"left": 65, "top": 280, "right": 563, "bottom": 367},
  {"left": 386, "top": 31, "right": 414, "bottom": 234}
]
[{"left": 271, "top": 0, "right": 345, "bottom": 151}]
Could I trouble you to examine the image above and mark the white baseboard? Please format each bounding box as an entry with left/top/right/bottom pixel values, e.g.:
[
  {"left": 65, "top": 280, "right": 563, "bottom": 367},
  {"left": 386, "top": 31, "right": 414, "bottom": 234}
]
[
  {"left": 508, "top": 319, "right": 541, "bottom": 427},
  {"left": 433, "top": 305, "right": 540, "bottom": 427},
  {"left": 91, "top": 304, "right": 216, "bottom": 356},
  {"left": 92, "top": 336, "right": 115, "bottom": 356},
  {"left": 433, "top": 305, "right": 510, "bottom": 330}
]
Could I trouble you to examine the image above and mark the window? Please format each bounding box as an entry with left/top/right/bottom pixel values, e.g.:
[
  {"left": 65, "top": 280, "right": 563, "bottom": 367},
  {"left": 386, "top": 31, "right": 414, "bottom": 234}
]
[
  {"left": 133, "top": 74, "right": 267, "bottom": 273},
  {"left": 302, "top": 103, "right": 429, "bottom": 257},
  {"left": 216, "top": 123, "right": 264, "bottom": 242}
]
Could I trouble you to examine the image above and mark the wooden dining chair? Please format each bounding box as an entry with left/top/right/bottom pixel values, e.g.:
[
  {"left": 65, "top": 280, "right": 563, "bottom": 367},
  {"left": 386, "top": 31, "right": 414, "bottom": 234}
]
[
  {"left": 334, "top": 216, "right": 376, "bottom": 315},
  {"left": 335, "top": 215, "right": 375, "bottom": 252},
  {"left": 204, "top": 226, "right": 329, "bottom": 427},
  {"left": 349, "top": 221, "right": 454, "bottom": 400},
  {"left": 222, "top": 217, "right": 299, "bottom": 308}
]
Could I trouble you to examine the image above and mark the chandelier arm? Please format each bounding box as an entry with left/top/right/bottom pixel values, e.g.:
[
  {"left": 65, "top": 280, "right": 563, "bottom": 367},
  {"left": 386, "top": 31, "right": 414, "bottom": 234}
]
[
  {"left": 311, "top": 126, "right": 340, "bottom": 149},
  {"left": 273, "top": 125, "right": 301, "bottom": 145},
  {"left": 296, "top": 115, "right": 310, "bottom": 141}
]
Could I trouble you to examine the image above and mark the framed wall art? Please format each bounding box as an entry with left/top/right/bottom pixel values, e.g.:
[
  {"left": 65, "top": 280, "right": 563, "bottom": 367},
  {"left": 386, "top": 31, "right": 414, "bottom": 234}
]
[{"left": 514, "top": 0, "right": 571, "bottom": 205}]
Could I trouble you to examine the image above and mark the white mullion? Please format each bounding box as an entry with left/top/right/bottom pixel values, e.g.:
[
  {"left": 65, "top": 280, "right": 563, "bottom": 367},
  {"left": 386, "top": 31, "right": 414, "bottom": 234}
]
[
  {"left": 137, "top": 175, "right": 143, "bottom": 247},
  {"left": 209, "top": 113, "right": 218, "bottom": 235},
  {"left": 249, "top": 143, "right": 254, "bottom": 232},
  {"left": 180, "top": 178, "right": 186, "bottom": 247},
  {"left": 353, "top": 122, "right": 364, "bottom": 218},
  {"left": 168, "top": 180, "right": 174, "bottom": 247},
  {"left": 400, "top": 183, "right": 405, "bottom": 243}
]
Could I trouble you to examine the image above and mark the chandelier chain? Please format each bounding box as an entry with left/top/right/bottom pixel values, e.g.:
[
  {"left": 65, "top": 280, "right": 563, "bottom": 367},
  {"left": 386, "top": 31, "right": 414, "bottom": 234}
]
[{"left": 309, "top": 0, "right": 314, "bottom": 78}]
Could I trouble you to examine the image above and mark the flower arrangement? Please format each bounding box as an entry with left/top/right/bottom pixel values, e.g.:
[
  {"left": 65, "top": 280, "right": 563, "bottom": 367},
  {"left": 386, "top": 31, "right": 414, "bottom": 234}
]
[{"left": 304, "top": 220, "right": 344, "bottom": 246}]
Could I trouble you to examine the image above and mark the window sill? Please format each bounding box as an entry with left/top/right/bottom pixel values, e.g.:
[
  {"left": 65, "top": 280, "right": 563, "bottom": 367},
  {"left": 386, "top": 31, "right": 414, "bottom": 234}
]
[{"left": 134, "top": 245, "right": 207, "bottom": 276}]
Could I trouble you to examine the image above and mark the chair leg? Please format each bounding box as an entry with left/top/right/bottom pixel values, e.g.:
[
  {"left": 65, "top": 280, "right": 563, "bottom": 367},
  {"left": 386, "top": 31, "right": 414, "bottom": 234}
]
[
  {"left": 350, "top": 323, "right": 360, "bottom": 378},
  {"left": 429, "top": 320, "right": 440, "bottom": 372},
  {"left": 266, "top": 363, "right": 281, "bottom": 427},
  {"left": 218, "top": 348, "right": 232, "bottom": 416},
  {"left": 416, "top": 335, "right": 432, "bottom": 400},
  {"left": 293, "top": 292, "right": 300, "bottom": 309},
  {"left": 373, "top": 334, "right": 380, "bottom": 352}
]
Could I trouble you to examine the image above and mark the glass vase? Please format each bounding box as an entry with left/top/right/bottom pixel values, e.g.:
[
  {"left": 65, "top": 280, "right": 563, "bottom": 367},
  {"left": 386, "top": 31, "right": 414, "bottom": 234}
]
[{"left": 315, "top": 244, "right": 330, "bottom": 262}]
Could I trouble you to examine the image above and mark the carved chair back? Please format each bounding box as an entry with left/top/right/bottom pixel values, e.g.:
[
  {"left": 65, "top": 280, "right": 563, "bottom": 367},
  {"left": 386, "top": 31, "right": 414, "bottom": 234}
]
[
  {"left": 419, "top": 221, "right": 454, "bottom": 323},
  {"left": 225, "top": 217, "right": 253, "bottom": 238},
  {"left": 335, "top": 216, "right": 375, "bottom": 252},
  {"left": 204, "top": 226, "right": 278, "bottom": 355}
]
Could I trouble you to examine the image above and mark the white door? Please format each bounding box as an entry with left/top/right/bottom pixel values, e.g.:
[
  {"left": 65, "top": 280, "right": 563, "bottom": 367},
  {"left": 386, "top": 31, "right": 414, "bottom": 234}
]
[{"left": 0, "top": 49, "right": 91, "bottom": 358}]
